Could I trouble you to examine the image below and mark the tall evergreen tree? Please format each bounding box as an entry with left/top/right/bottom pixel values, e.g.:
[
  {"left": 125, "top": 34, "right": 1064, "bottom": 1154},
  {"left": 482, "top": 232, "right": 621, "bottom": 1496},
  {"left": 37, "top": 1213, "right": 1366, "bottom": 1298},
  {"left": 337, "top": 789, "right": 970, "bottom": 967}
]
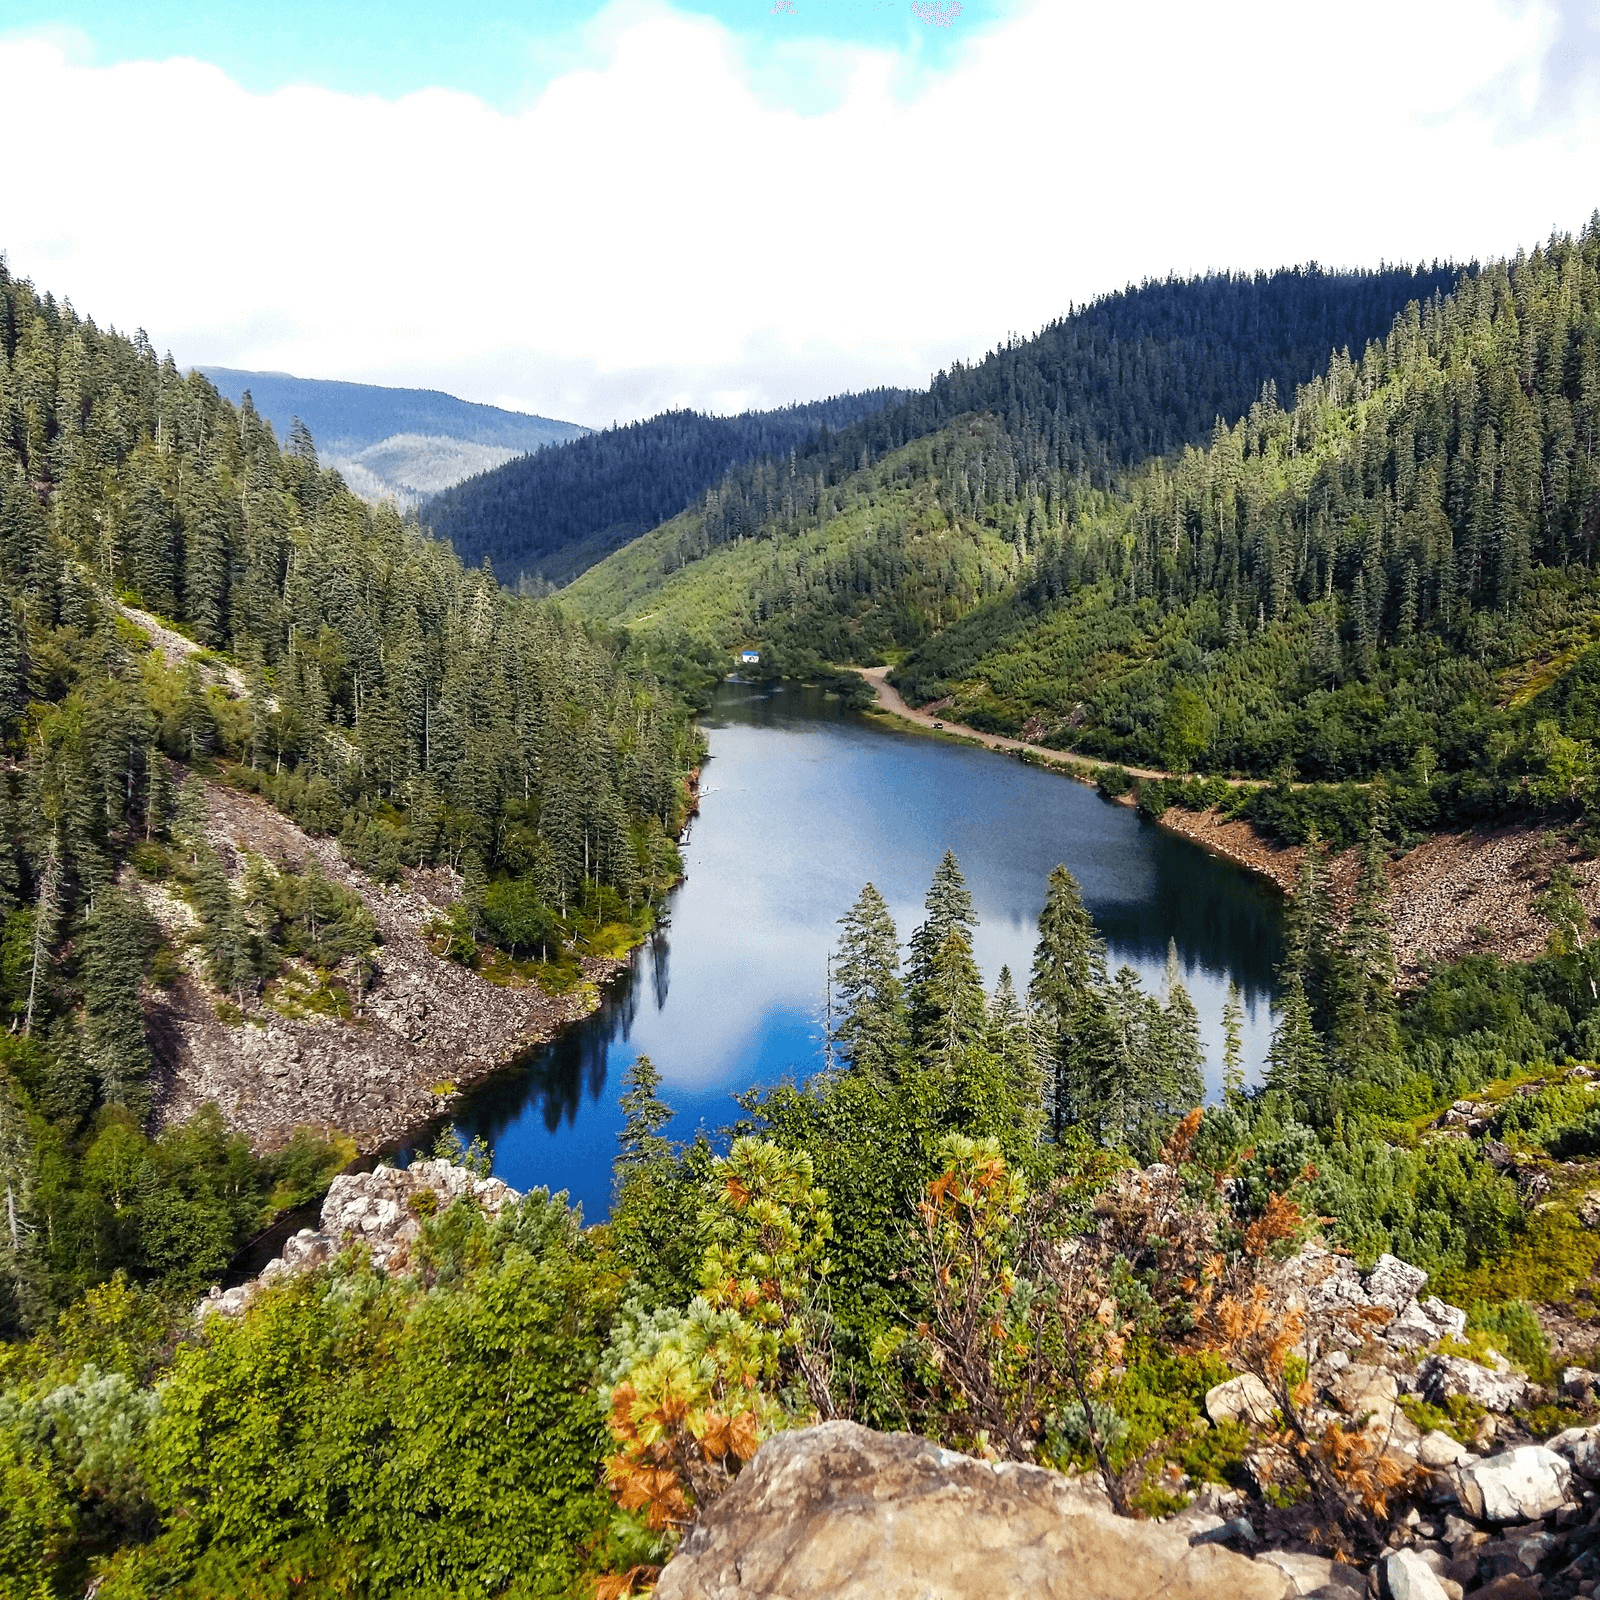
[
  {"left": 1027, "top": 864, "right": 1108, "bottom": 1136},
  {"left": 831, "top": 883, "right": 906, "bottom": 1079}
]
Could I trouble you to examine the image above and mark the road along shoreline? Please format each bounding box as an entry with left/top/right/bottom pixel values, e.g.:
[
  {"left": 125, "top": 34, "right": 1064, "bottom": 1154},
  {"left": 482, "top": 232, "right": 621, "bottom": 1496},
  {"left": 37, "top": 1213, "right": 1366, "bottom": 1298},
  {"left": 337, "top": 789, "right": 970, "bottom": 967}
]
[{"left": 849, "top": 667, "right": 1591, "bottom": 981}]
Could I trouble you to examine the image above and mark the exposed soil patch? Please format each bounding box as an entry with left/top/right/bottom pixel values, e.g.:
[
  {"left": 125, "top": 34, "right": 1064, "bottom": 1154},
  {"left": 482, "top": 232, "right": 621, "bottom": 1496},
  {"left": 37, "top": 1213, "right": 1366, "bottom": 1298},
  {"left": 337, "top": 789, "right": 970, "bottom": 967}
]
[{"left": 141, "top": 778, "right": 621, "bottom": 1155}]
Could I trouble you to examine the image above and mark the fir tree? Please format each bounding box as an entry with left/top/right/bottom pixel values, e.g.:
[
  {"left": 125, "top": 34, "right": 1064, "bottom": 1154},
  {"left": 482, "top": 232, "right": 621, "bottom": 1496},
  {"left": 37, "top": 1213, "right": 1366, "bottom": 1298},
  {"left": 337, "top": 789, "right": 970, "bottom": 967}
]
[
  {"left": 1221, "top": 980, "right": 1245, "bottom": 1104},
  {"left": 1027, "top": 864, "right": 1108, "bottom": 1136},
  {"left": 831, "top": 883, "right": 906, "bottom": 1078}
]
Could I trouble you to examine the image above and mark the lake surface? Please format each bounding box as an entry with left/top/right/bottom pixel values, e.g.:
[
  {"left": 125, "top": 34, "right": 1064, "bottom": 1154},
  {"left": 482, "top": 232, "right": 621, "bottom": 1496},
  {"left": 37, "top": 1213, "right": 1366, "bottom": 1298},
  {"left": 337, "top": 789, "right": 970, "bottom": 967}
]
[{"left": 427, "top": 681, "right": 1284, "bottom": 1221}]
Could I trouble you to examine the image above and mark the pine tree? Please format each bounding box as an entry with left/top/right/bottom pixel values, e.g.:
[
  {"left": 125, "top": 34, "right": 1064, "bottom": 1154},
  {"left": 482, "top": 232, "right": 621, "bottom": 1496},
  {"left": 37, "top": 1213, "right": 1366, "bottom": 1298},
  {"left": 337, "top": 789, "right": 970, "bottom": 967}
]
[
  {"left": 22, "top": 834, "right": 59, "bottom": 1038},
  {"left": 79, "top": 890, "right": 156, "bottom": 1110},
  {"left": 1331, "top": 825, "right": 1400, "bottom": 1079},
  {"left": 906, "top": 849, "right": 976, "bottom": 993},
  {"left": 988, "top": 965, "right": 1040, "bottom": 1109},
  {"left": 616, "top": 1053, "right": 675, "bottom": 1169},
  {"left": 1027, "top": 864, "right": 1108, "bottom": 1136},
  {"left": 461, "top": 849, "right": 488, "bottom": 940},
  {"left": 1265, "top": 967, "right": 1326, "bottom": 1119},
  {"left": 920, "top": 926, "right": 989, "bottom": 1074},
  {"left": 907, "top": 851, "right": 980, "bottom": 1054},
  {"left": 144, "top": 748, "right": 173, "bottom": 841},
  {"left": 0, "top": 1071, "right": 40, "bottom": 1335},
  {"left": 178, "top": 661, "right": 216, "bottom": 765},
  {"left": 1221, "top": 980, "right": 1245, "bottom": 1104},
  {"left": 831, "top": 883, "right": 906, "bottom": 1078},
  {"left": 173, "top": 776, "right": 209, "bottom": 865},
  {"left": 1155, "top": 939, "right": 1206, "bottom": 1119}
]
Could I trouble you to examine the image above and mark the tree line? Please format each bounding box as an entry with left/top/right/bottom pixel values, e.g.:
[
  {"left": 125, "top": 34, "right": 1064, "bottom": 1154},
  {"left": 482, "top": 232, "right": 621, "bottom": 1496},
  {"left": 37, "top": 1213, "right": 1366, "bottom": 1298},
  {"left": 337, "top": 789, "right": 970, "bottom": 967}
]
[{"left": 895, "top": 221, "right": 1600, "bottom": 810}]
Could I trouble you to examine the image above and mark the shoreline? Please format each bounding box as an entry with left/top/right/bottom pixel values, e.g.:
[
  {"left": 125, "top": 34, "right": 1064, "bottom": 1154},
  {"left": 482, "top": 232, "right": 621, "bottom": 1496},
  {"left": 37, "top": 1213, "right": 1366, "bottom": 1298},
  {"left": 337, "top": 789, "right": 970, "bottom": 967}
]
[
  {"left": 848, "top": 667, "right": 1590, "bottom": 976},
  {"left": 850, "top": 665, "right": 1294, "bottom": 890}
]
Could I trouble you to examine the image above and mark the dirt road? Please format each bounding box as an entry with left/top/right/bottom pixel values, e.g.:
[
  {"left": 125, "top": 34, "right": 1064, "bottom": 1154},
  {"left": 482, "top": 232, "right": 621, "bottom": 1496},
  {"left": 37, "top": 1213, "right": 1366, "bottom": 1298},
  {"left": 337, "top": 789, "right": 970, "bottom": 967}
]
[{"left": 853, "top": 666, "right": 1178, "bottom": 781}]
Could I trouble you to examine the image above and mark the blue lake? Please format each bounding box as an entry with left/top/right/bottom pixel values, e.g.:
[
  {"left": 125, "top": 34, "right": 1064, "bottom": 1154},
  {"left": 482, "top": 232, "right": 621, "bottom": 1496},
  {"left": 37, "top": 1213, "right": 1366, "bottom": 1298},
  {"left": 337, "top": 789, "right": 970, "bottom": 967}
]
[{"left": 430, "top": 681, "right": 1284, "bottom": 1220}]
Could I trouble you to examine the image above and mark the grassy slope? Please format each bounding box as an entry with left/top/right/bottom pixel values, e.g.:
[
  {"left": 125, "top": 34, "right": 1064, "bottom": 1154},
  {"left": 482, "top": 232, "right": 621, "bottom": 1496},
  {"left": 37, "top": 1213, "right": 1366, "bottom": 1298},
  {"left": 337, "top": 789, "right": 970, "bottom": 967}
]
[{"left": 563, "top": 423, "right": 1023, "bottom": 655}]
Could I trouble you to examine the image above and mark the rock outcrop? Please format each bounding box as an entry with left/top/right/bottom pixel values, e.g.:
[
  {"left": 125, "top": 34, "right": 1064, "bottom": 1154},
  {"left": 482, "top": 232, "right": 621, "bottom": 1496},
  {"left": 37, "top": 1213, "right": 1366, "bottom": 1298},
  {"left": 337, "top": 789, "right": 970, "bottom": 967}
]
[
  {"left": 144, "top": 778, "right": 624, "bottom": 1154},
  {"left": 198, "top": 1158, "right": 519, "bottom": 1316},
  {"left": 653, "top": 1421, "right": 1293, "bottom": 1600}
]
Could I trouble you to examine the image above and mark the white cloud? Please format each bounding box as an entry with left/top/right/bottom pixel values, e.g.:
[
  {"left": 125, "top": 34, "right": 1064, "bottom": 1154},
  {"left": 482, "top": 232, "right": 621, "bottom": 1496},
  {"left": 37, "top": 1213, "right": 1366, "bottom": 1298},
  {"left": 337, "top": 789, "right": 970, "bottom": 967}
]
[{"left": 1, "top": 0, "right": 1596, "bottom": 426}]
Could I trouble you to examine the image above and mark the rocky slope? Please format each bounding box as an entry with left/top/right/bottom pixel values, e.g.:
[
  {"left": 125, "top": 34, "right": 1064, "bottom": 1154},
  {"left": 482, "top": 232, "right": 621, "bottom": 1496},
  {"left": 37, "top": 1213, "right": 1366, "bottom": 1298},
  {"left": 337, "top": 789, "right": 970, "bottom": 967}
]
[
  {"left": 654, "top": 1421, "right": 1287, "bottom": 1600},
  {"left": 198, "top": 1157, "right": 522, "bottom": 1315},
  {"left": 654, "top": 1408, "right": 1600, "bottom": 1600},
  {"left": 1158, "top": 810, "right": 1596, "bottom": 983},
  {"left": 142, "top": 777, "right": 620, "bottom": 1154}
]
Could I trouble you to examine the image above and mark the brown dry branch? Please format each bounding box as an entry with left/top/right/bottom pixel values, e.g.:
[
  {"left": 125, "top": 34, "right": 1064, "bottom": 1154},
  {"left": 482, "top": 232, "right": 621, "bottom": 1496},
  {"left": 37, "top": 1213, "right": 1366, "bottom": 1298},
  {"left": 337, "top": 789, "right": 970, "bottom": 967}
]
[{"left": 1191, "top": 1202, "right": 1419, "bottom": 1553}]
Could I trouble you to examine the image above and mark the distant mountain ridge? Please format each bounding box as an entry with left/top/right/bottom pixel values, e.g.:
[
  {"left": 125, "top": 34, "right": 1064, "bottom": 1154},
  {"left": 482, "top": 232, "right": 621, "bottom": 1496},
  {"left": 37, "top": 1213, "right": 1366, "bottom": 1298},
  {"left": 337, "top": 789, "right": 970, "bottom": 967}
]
[
  {"left": 564, "top": 262, "right": 1467, "bottom": 667},
  {"left": 199, "top": 367, "right": 589, "bottom": 509},
  {"left": 421, "top": 391, "right": 909, "bottom": 589}
]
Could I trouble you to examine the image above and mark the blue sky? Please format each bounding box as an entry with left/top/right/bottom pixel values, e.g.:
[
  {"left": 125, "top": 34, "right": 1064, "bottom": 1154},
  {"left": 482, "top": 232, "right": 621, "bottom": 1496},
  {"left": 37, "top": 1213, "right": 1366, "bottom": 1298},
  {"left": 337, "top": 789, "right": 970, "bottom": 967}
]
[
  {"left": 11, "top": 0, "right": 994, "bottom": 108},
  {"left": 0, "top": 0, "right": 1595, "bottom": 425}
]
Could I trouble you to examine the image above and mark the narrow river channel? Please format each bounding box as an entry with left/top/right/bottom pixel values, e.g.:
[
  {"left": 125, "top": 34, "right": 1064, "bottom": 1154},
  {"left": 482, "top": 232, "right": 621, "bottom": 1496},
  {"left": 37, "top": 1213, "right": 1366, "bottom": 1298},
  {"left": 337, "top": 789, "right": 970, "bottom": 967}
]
[{"left": 423, "top": 680, "right": 1285, "bottom": 1221}]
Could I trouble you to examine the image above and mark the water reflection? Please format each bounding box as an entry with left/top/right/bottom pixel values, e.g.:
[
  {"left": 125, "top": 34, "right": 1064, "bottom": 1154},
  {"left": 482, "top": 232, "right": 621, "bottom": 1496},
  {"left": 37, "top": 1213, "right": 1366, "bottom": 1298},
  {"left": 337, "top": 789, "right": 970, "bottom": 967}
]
[{"left": 407, "top": 681, "right": 1284, "bottom": 1222}]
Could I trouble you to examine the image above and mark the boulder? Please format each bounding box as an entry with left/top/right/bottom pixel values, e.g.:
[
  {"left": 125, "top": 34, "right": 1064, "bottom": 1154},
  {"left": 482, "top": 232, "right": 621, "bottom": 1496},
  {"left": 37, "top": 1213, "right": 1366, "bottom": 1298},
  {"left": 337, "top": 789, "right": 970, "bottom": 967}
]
[
  {"left": 1454, "top": 1446, "right": 1574, "bottom": 1524},
  {"left": 652, "top": 1422, "right": 1293, "bottom": 1600},
  {"left": 1419, "top": 1355, "right": 1528, "bottom": 1414},
  {"left": 195, "top": 1159, "right": 522, "bottom": 1318},
  {"left": 1545, "top": 1423, "right": 1600, "bottom": 1480},
  {"left": 1558, "top": 1366, "right": 1599, "bottom": 1405},
  {"left": 1367, "top": 1255, "right": 1430, "bottom": 1310},
  {"left": 1206, "top": 1373, "right": 1279, "bottom": 1426},
  {"left": 1259, "top": 1552, "right": 1356, "bottom": 1596},
  {"left": 1578, "top": 1192, "right": 1600, "bottom": 1230},
  {"left": 1331, "top": 1364, "right": 1400, "bottom": 1418},
  {"left": 1417, "top": 1431, "right": 1470, "bottom": 1469},
  {"left": 1386, "top": 1297, "right": 1468, "bottom": 1348},
  {"left": 1379, "top": 1549, "right": 1450, "bottom": 1600},
  {"left": 1471, "top": 1579, "right": 1542, "bottom": 1600}
]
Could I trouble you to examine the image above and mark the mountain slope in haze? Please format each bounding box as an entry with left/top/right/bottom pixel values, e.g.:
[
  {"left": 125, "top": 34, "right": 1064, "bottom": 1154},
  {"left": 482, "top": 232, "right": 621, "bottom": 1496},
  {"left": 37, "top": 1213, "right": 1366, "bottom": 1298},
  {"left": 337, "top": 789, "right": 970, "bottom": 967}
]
[
  {"left": 201, "top": 366, "right": 589, "bottom": 508},
  {"left": 564, "top": 263, "right": 1465, "bottom": 661},
  {"left": 422, "top": 391, "right": 907, "bottom": 589}
]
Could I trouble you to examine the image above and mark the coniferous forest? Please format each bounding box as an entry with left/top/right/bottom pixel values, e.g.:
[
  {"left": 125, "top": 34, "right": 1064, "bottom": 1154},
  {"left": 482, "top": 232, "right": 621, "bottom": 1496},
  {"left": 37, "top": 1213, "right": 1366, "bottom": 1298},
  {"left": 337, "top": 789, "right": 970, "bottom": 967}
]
[
  {"left": 7, "top": 226, "right": 1600, "bottom": 1600},
  {"left": 422, "top": 392, "right": 906, "bottom": 590},
  {"left": 0, "top": 260, "right": 697, "bottom": 1336}
]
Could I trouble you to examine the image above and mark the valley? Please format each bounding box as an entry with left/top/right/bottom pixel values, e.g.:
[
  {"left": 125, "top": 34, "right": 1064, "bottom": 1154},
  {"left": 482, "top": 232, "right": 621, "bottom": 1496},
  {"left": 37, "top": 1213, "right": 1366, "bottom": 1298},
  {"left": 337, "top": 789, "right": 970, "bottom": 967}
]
[{"left": 5, "top": 227, "right": 1600, "bottom": 1600}]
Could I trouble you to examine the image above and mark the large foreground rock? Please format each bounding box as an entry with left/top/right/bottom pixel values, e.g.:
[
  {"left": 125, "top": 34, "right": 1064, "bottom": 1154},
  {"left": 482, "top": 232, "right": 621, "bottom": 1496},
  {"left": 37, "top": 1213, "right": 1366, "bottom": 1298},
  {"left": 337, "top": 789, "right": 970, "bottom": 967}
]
[
  {"left": 1454, "top": 1446, "right": 1574, "bottom": 1524},
  {"left": 655, "top": 1421, "right": 1290, "bottom": 1600}
]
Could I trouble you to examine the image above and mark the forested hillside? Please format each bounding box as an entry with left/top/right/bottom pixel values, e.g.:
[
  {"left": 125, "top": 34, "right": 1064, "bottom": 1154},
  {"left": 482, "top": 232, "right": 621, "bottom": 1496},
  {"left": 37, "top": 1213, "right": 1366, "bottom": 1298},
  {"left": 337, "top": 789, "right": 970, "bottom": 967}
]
[
  {"left": 892, "top": 223, "right": 1600, "bottom": 808},
  {"left": 422, "top": 391, "right": 906, "bottom": 589},
  {"left": 0, "top": 263, "right": 695, "bottom": 1333},
  {"left": 565, "top": 263, "right": 1462, "bottom": 665}
]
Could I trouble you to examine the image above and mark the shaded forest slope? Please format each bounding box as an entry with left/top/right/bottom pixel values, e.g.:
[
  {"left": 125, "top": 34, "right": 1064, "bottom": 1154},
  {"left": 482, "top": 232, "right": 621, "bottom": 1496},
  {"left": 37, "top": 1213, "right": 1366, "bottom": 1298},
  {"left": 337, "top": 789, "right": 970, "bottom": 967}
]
[
  {"left": 0, "top": 258, "right": 697, "bottom": 1329},
  {"left": 422, "top": 390, "right": 906, "bottom": 589},
  {"left": 564, "top": 264, "right": 1463, "bottom": 666}
]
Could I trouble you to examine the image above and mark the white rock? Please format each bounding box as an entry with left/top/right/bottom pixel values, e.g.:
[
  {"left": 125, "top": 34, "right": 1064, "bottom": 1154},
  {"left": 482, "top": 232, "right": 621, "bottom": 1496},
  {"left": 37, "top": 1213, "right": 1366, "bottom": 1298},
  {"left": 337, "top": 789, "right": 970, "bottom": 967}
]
[
  {"left": 1417, "top": 1430, "right": 1469, "bottom": 1468},
  {"left": 1454, "top": 1446, "right": 1574, "bottom": 1523},
  {"left": 1367, "top": 1255, "right": 1430, "bottom": 1310},
  {"left": 1387, "top": 1297, "right": 1468, "bottom": 1347},
  {"left": 1559, "top": 1367, "right": 1599, "bottom": 1404},
  {"left": 1204, "top": 1374, "right": 1278, "bottom": 1426},
  {"left": 1380, "top": 1548, "right": 1450, "bottom": 1600},
  {"left": 1546, "top": 1424, "right": 1600, "bottom": 1480},
  {"left": 1419, "top": 1354, "right": 1529, "bottom": 1414},
  {"left": 1259, "top": 1551, "right": 1341, "bottom": 1595},
  {"left": 1332, "top": 1364, "right": 1399, "bottom": 1418}
]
